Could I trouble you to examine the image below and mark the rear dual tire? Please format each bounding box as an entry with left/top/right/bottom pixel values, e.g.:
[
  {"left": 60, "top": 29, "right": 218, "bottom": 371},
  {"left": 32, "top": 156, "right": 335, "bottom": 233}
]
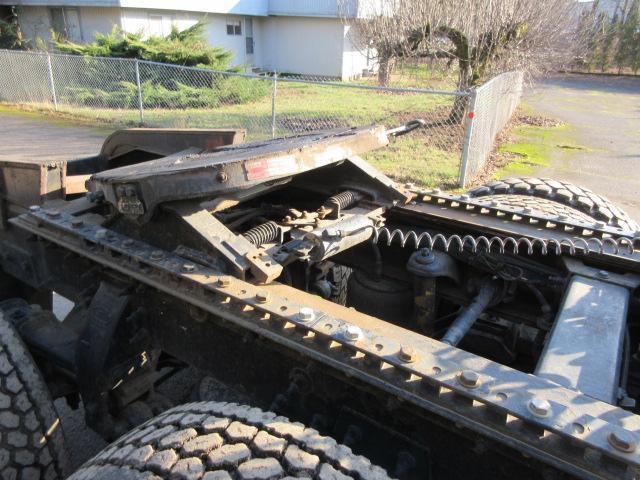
[{"left": 69, "top": 401, "right": 391, "bottom": 480}]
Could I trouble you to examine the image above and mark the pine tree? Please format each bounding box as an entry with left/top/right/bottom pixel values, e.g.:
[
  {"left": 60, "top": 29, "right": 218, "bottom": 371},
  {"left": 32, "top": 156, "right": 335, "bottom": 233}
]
[{"left": 616, "top": 0, "right": 640, "bottom": 72}]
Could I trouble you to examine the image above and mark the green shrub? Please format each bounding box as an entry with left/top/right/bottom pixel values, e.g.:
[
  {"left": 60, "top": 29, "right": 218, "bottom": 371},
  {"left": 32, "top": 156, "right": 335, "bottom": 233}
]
[
  {"left": 219, "top": 76, "right": 271, "bottom": 105},
  {"left": 60, "top": 81, "right": 225, "bottom": 109},
  {"left": 52, "top": 22, "right": 270, "bottom": 109},
  {"left": 53, "top": 22, "right": 233, "bottom": 70}
]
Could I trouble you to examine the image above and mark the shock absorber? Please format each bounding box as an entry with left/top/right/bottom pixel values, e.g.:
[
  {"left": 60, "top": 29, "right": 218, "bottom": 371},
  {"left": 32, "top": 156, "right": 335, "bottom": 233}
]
[{"left": 243, "top": 221, "right": 280, "bottom": 246}]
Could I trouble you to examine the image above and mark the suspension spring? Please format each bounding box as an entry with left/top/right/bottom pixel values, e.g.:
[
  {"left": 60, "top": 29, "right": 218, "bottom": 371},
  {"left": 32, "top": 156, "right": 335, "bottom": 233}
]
[
  {"left": 243, "top": 221, "right": 280, "bottom": 246},
  {"left": 326, "top": 190, "right": 362, "bottom": 210},
  {"left": 372, "top": 227, "right": 639, "bottom": 256}
]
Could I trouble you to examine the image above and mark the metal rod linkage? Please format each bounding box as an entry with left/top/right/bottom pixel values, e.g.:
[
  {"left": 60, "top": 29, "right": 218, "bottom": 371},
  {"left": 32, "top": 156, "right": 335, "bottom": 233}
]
[{"left": 442, "top": 280, "right": 497, "bottom": 346}]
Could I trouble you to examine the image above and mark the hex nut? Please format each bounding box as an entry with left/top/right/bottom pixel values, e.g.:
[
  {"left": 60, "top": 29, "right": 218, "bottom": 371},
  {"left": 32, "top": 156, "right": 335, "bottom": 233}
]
[
  {"left": 181, "top": 263, "right": 196, "bottom": 273},
  {"left": 398, "top": 345, "right": 416, "bottom": 363},
  {"left": 46, "top": 209, "right": 61, "bottom": 218},
  {"left": 458, "top": 370, "right": 480, "bottom": 388},
  {"left": 607, "top": 429, "right": 637, "bottom": 453},
  {"left": 95, "top": 229, "right": 108, "bottom": 240},
  {"left": 216, "top": 278, "right": 231, "bottom": 288},
  {"left": 255, "top": 291, "right": 270, "bottom": 303},
  {"left": 28, "top": 205, "right": 40, "bottom": 212},
  {"left": 150, "top": 250, "right": 164, "bottom": 261},
  {"left": 216, "top": 171, "right": 229, "bottom": 183},
  {"left": 344, "top": 325, "right": 363, "bottom": 342},
  {"left": 71, "top": 218, "right": 84, "bottom": 228},
  {"left": 528, "top": 397, "right": 552, "bottom": 417},
  {"left": 416, "top": 249, "right": 435, "bottom": 265},
  {"left": 597, "top": 270, "right": 610, "bottom": 279},
  {"left": 122, "top": 239, "right": 134, "bottom": 247},
  {"left": 297, "top": 307, "right": 315, "bottom": 322}
]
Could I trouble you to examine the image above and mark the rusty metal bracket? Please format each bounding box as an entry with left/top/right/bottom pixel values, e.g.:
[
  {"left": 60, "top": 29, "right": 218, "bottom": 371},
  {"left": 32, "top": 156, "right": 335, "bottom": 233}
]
[
  {"left": 12, "top": 207, "right": 640, "bottom": 479},
  {"left": 167, "top": 202, "right": 282, "bottom": 284}
]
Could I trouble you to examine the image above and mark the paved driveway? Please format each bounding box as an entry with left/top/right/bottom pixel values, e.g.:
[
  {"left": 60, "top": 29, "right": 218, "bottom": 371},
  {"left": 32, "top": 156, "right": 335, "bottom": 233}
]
[
  {"left": 524, "top": 74, "right": 640, "bottom": 223},
  {"left": 0, "top": 109, "right": 112, "bottom": 163}
]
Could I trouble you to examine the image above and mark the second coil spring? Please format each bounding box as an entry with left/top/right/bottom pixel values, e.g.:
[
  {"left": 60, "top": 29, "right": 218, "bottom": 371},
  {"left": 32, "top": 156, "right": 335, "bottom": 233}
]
[{"left": 372, "top": 227, "right": 639, "bottom": 256}]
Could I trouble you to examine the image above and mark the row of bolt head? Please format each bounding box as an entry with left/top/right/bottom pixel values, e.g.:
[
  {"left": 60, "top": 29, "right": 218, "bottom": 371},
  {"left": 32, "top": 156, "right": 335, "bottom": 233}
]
[
  {"left": 59, "top": 236, "right": 632, "bottom": 455},
  {"left": 21, "top": 212, "right": 630, "bottom": 453},
  {"left": 84, "top": 239, "right": 630, "bottom": 455}
]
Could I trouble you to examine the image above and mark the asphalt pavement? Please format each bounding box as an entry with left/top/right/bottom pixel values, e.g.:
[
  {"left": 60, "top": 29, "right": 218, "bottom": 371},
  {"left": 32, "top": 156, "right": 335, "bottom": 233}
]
[
  {"left": 523, "top": 73, "right": 640, "bottom": 223},
  {"left": 0, "top": 110, "right": 111, "bottom": 163}
]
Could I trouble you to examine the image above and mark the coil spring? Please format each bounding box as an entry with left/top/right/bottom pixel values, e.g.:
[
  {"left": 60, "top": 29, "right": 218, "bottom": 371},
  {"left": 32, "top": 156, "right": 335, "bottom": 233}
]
[
  {"left": 372, "top": 227, "right": 639, "bottom": 256},
  {"left": 243, "top": 221, "right": 280, "bottom": 246},
  {"left": 326, "top": 190, "right": 361, "bottom": 210}
]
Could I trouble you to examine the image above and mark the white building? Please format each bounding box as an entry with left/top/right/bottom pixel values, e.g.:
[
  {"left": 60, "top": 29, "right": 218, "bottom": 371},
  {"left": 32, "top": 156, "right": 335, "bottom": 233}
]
[{"left": 2, "top": 0, "right": 379, "bottom": 79}]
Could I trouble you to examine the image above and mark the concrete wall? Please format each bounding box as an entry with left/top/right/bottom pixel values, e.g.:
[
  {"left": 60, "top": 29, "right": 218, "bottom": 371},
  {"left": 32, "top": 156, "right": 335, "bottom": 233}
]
[
  {"left": 17, "top": 6, "right": 120, "bottom": 43},
  {"left": 260, "top": 16, "right": 344, "bottom": 77},
  {"left": 78, "top": 7, "right": 121, "bottom": 41},
  {"left": 16, "top": 6, "right": 53, "bottom": 43}
]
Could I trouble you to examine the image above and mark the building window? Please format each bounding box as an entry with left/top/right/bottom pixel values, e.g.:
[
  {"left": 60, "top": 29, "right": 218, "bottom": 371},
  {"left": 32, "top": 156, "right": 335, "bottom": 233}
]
[
  {"left": 245, "top": 18, "right": 254, "bottom": 54},
  {"left": 226, "top": 20, "right": 242, "bottom": 36},
  {"left": 50, "top": 7, "right": 82, "bottom": 42}
]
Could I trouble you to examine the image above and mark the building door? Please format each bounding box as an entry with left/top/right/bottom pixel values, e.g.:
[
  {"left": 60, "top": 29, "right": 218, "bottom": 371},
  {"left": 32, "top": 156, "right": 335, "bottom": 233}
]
[{"left": 245, "top": 17, "right": 254, "bottom": 65}]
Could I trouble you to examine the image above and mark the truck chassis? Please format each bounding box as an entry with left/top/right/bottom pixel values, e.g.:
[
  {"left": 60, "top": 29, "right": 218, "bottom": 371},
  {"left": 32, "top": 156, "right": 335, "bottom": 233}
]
[{"left": 0, "top": 124, "right": 638, "bottom": 480}]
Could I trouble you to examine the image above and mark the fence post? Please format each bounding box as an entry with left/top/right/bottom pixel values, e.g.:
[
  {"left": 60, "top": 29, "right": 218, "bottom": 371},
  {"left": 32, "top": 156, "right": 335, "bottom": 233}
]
[
  {"left": 458, "top": 90, "right": 478, "bottom": 188},
  {"left": 271, "top": 72, "right": 277, "bottom": 139},
  {"left": 45, "top": 53, "right": 58, "bottom": 111},
  {"left": 134, "top": 59, "right": 144, "bottom": 124}
]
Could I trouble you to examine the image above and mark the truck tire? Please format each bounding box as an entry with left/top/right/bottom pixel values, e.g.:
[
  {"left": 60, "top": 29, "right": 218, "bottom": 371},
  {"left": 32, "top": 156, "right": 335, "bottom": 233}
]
[
  {"left": 0, "top": 311, "right": 69, "bottom": 479},
  {"left": 466, "top": 177, "right": 639, "bottom": 232},
  {"left": 69, "top": 401, "right": 391, "bottom": 480},
  {"left": 328, "top": 265, "right": 351, "bottom": 306}
]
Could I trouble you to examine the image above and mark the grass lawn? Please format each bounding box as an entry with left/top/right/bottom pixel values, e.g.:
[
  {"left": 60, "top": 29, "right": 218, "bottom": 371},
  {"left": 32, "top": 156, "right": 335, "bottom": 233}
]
[
  {"left": 496, "top": 123, "right": 586, "bottom": 178},
  {"left": 1, "top": 77, "right": 465, "bottom": 188}
]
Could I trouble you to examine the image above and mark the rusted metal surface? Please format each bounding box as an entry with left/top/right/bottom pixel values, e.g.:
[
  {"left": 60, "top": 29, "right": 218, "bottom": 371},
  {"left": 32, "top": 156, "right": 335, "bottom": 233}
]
[
  {"left": 98, "top": 128, "right": 245, "bottom": 160},
  {"left": 87, "top": 126, "right": 392, "bottom": 218},
  {"left": 12, "top": 207, "right": 640, "bottom": 480},
  {"left": 0, "top": 159, "right": 66, "bottom": 215}
]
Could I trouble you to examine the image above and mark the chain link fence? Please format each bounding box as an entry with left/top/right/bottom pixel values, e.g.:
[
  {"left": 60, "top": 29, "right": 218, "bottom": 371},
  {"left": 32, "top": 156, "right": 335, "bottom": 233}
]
[
  {"left": 0, "top": 49, "right": 521, "bottom": 187},
  {"left": 459, "top": 71, "right": 524, "bottom": 186}
]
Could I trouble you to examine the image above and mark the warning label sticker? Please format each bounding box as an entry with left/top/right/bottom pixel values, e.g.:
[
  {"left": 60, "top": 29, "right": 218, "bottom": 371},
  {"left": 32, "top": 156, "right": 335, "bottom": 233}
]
[{"left": 245, "top": 155, "right": 299, "bottom": 180}]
